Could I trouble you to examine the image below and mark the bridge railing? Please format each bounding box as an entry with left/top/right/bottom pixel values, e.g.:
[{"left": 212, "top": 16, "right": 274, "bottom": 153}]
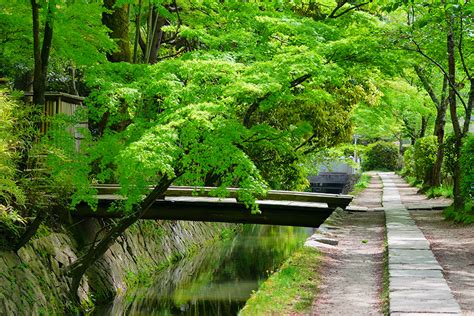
[{"left": 92, "top": 184, "right": 353, "bottom": 210}]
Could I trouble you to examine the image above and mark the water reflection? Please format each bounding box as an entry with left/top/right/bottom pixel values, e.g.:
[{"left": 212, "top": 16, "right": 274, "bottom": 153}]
[{"left": 95, "top": 225, "right": 312, "bottom": 315}]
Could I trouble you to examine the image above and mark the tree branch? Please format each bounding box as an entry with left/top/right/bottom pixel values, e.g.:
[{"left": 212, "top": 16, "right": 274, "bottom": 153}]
[
  {"left": 412, "top": 40, "right": 468, "bottom": 112},
  {"left": 328, "top": 0, "right": 346, "bottom": 18},
  {"left": 290, "top": 73, "right": 312, "bottom": 88},
  {"left": 458, "top": 13, "right": 471, "bottom": 80},
  {"left": 414, "top": 65, "right": 440, "bottom": 109},
  {"left": 330, "top": 0, "right": 372, "bottom": 18},
  {"left": 156, "top": 47, "right": 186, "bottom": 61},
  {"left": 243, "top": 74, "right": 312, "bottom": 128},
  {"left": 295, "top": 133, "right": 316, "bottom": 151},
  {"left": 440, "top": 75, "right": 448, "bottom": 105}
]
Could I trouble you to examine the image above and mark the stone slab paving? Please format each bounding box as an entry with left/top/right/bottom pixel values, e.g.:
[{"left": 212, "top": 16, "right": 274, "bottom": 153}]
[{"left": 379, "top": 172, "right": 462, "bottom": 315}]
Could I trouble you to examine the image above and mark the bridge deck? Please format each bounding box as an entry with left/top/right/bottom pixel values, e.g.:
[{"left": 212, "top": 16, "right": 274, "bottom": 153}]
[
  {"left": 94, "top": 185, "right": 353, "bottom": 208},
  {"left": 76, "top": 186, "right": 353, "bottom": 227}
]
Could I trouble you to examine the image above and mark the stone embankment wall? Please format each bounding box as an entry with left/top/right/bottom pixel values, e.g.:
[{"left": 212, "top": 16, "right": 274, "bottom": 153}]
[{"left": 0, "top": 219, "right": 229, "bottom": 314}]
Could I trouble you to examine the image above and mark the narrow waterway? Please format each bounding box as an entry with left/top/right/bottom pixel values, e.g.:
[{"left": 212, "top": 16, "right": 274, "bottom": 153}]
[{"left": 95, "top": 224, "right": 312, "bottom": 315}]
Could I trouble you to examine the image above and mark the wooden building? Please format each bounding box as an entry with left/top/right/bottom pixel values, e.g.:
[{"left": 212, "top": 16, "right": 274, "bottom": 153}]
[{"left": 24, "top": 92, "right": 88, "bottom": 150}]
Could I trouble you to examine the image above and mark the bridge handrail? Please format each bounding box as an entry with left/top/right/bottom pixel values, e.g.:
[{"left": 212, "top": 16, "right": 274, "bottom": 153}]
[{"left": 92, "top": 184, "right": 353, "bottom": 209}]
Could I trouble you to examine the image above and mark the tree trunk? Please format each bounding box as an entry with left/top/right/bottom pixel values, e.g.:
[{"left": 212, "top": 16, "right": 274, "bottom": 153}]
[
  {"left": 419, "top": 115, "right": 428, "bottom": 138},
  {"left": 102, "top": 0, "right": 132, "bottom": 62},
  {"left": 446, "top": 16, "right": 464, "bottom": 210},
  {"left": 133, "top": 0, "right": 143, "bottom": 63},
  {"left": 14, "top": 208, "right": 47, "bottom": 252},
  {"left": 70, "top": 65, "right": 79, "bottom": 95},
  {"left": 66, "top": 177, "right": 175, "bottom": 303},
  {"left": 414, "top": 66, "right": 448, "bottom": 187},
  {"left": 31, "top": 0, "right": 53, "bottom": 106},
  {"left": 148, "top": 15, "right": 166, "bottom": 64}
]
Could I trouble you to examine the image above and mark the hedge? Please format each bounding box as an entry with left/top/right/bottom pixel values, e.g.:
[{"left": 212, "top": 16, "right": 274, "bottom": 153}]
[
  {"left": 362, "top": 142, "right": 399, "bottom": 171},
  {"left": 402, "top": 146, "right": 415, "bottom": 177},
  {"left": 461, "top": 135, "right": 474, "bottom": 200},
  {"left": 413, "top": 136, "right": 437, "bottom": 183}
]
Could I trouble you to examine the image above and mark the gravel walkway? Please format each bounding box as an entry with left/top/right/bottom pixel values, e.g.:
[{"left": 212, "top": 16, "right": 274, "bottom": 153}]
[{"left": 311, "top": 175, "right": 385, "bottom": 315}]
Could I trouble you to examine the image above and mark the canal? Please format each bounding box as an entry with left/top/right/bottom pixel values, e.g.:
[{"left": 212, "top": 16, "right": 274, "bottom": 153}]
[{"left": 95, "top": 224, "right": 313, "bottom": 315}]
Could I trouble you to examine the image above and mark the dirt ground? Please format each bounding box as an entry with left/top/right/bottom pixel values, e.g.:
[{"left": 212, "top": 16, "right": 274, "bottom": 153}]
[
  {"left": 393, "top": 176, "right": 452, "bottom": 209},
  {"left": 351, "top": 173, "right": 383, "bottom": 209},
  {"left": 310, "top": 175, "right": 385, "bottom": 316},
  {"left": 411, "top": 210, "right": 474, "bottom": 315},
  {"left": 307, "top": 174, "right": 473, "bottom": 315}
]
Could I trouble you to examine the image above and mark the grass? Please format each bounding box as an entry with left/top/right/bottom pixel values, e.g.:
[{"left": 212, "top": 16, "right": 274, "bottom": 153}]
[
  {"left": 239, "top": 246, "right": 321, "bottom": 316},
  {"left": 426, "top": 185, "right": 454, "bottom": 199},
  {"left": 443, "top": 202, "right": 474, "bottom": 224},
  {"left": 350, "top": 173, "right": 372, "bottom": 195},
  {"left": 404, "top": 176, "right": 454, "bottom": 199},
  {"left": 405, "top": 176, "right": 422, "bottom": 189}
]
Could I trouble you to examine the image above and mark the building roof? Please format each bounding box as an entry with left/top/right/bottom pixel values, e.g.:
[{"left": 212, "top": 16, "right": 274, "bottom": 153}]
[{"left": 24, "top": 91, "right": 85, "bottom": 103}]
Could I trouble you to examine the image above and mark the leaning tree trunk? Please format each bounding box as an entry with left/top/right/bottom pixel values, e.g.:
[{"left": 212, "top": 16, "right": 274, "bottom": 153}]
[{"left": 65, "top": 177, "right": 175, "bottom": 303}]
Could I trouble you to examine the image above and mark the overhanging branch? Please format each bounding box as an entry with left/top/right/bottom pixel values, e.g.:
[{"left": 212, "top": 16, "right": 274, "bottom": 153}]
[
  {"left": 243, "top": 73, "right": 312, "bottom": 128},
  {"left": 329, "top": 0, "right": 372, "bottom": 19},
  {"left": 412, "top": 40, "right": 468, "bottom": 112}
]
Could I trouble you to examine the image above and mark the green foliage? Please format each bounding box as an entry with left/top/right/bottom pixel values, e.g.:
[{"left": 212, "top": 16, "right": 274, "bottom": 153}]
[
  {"left": 413, "top": 136, "right": 437, "bottom": 182},
  {"left": 426, "top": 185, "right": 454, "bottom": 199},
  {"left": 0, "top": 0, "right": 114, "bottom": 89},
  {"left": 354, "top": 79, "right": 433, "bottom": 142},
  {"left": 406, "top": 175, "right": 423, "bottom": 188},
  {"left": 0, "top": 205, "right": 26, "bottom": 241},
  {"left": 3, "top": 0, "right": 412, "bottom": 208},
  {"left": 443, "top": 203, "right": 474, "bottom": 224},
  {"left": 0, "top": 88, "right": 31, "bottom": 243},
  {"left": 401, "top": 146, "right": 415, "bottom": 177},
  {"left": 460, "top": 136, "right": 474, "bottom": 201},
  {"left": 0, "top": 89, "right": 27, "bottom": 206},
  {"left": 362, "top": 142, "right": 399, "bottom": 171}
]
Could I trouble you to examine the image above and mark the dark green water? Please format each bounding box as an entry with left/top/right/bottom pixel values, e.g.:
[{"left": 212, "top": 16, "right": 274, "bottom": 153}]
[{"left": 95, "top": 224, "right": 312, "bottom": 315}]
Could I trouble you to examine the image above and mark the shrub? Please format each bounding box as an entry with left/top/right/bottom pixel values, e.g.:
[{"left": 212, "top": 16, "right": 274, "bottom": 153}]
[
  {"left": 460, "top": 135, "right": 474, "bottom": 201},
  {"left": 362, "top": 142, "right": 399, "bottom": 171},
  {"left": 444, "top": 203, "right": 474, "bottom": 224},
  {"left": 413, "top": 136, "right": 437, "bottom": 183},
  {"left": 0, "top": 89, "right": 27, "bottom": 208},
  {"left": 401, "top": 146, "right": 415, "bottom": 177},
  {"left": 443, "top": 134, "right": 457, "bottom": 178}
]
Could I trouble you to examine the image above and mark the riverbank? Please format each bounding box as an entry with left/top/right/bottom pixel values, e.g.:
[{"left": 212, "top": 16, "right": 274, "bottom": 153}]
[
  {"left": 239, "top": 246, "right": 321, "bottom": 315},
  {"left": 240, "top": 174, "right": 386, "bottom": 315},
  {"left": 0, "top": 219, "right": 233, "bottom": 314}
]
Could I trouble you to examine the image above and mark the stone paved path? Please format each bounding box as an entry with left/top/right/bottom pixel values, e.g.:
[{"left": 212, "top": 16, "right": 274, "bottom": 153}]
[{"left": 380, "top": 172, "right": 462, "bottom": 315}]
